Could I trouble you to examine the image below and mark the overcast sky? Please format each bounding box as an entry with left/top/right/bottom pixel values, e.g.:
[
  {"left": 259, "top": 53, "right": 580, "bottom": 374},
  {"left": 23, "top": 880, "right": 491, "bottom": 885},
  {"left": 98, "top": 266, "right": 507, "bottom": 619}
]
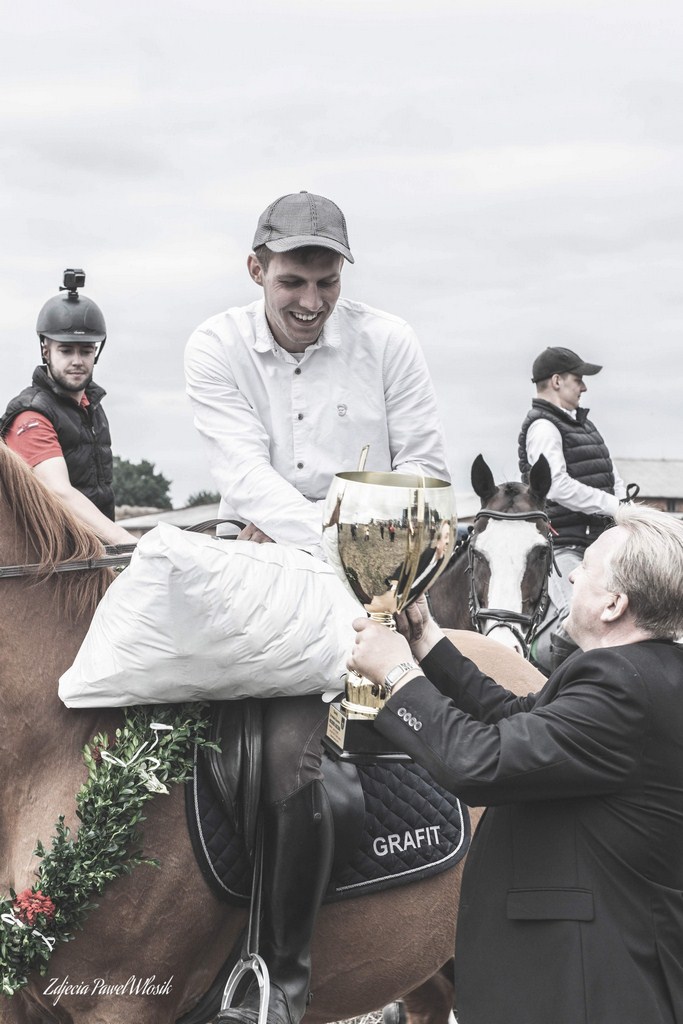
[{"left": 2, "top": 0, "right": 682, "bottom": 507}]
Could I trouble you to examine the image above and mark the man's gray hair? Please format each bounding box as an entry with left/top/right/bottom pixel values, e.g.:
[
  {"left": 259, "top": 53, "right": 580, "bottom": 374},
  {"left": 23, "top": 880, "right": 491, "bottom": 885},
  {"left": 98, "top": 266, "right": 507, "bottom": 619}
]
[{"left": 609, "top": 504, "right": 683, "bottom": 639}]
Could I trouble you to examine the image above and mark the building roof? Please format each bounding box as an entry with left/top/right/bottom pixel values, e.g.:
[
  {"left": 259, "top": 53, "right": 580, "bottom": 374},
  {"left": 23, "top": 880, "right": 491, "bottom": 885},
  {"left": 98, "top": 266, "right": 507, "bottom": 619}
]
[
  {"left": 117, "top": 503, "right": 220, "bottom": 531},
  {"left": 118, "top": 495, "right": 483, "bottom": 533},
  {"left": 119, "top": 463, "right": 683, "bottom": 533},
  {"left": 613, "top": 459, "right": 683, "bottom": 499}
]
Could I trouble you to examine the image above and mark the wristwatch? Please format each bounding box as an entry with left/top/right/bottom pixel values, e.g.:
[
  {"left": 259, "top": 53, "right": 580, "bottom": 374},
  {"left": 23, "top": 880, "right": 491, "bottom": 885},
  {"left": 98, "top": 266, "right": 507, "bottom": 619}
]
[{"left": 383, "top": 661, "right": 416, "bottom": 698}]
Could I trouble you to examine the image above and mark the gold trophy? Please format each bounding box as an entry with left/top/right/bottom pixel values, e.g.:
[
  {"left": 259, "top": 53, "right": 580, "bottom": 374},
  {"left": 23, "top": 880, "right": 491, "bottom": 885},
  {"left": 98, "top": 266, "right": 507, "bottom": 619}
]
[{"left": 322, "top": 467, "right": 456, "bottom": 761}]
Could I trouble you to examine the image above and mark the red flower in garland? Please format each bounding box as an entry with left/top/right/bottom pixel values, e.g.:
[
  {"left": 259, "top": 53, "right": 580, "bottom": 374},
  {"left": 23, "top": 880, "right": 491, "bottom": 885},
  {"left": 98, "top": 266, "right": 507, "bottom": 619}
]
[
  {"left": 89, "top": 734, "right": 112, "bottom": 765},
  {"left": 90, "top": 743, "right": 104, "bottom": 765},
  {"left": 13, "top": 889, "right": 56, "bottom": 926}
]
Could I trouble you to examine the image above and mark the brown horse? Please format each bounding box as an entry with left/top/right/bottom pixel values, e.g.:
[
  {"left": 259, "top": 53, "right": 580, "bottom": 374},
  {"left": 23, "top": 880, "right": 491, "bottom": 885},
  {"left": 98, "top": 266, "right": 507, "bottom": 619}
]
[
  {"left": 0, "top": 442, "right": 543, "bottom": 1024},
  {"left": 428, "top": 454, "right": 553, "bottom": 664}
]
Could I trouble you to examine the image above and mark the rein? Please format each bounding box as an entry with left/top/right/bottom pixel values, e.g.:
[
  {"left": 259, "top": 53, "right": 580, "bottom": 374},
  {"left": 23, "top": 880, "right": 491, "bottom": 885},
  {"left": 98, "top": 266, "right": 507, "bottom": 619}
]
[
  {"left": 0, "top": 520, "right": 246, "bottom": 581},
  {"left": 467, "top": 508, "right": 554, "bottom": 658},
  {"left": 0, "top": 545, "right": 136, "bottom": 580}
]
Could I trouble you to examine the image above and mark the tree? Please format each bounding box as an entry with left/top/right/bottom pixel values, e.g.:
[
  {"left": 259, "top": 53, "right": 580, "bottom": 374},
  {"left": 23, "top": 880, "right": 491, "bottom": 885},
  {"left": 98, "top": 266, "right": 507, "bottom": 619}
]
[
  {"left": 186, "top": 489, "right": 221, "bottom": 507},
  {"left": 112, "top": 456, "right": 172, "bottom": 509}
]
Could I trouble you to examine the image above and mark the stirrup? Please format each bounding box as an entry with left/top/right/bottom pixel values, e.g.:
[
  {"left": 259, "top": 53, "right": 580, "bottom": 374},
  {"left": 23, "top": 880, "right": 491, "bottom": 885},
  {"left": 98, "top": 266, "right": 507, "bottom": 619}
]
[{"left": 220, "top": 818, "right": 271, "bottom": 1024}]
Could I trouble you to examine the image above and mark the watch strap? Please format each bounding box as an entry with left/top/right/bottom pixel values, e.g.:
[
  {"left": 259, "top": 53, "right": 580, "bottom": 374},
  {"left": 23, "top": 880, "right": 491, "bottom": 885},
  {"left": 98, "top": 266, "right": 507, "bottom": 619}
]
[{"left": 384, "top": 661, "right": 416, "bottom": 697}]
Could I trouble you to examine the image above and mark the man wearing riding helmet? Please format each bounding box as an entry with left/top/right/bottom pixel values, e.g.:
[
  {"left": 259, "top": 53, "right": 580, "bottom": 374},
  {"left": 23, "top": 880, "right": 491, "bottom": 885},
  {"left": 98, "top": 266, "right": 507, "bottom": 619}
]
[
  {"left": 0, "top": 270, "right": 135, "bottom": 546},
  {"left": 185, "top": 191, "right": 449, "bottom": 1024}
]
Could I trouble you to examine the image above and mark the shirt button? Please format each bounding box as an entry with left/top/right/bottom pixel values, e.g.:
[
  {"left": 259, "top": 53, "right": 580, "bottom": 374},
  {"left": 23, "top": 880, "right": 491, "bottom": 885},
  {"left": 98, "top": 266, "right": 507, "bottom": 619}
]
[
  {"left": 337, "top": 404, "right": 347, "bottom": 417},
  {"left": 297, "top": 413, "right": 304, "bottom": 421},
  {"left": 297, "top": 462, "right": 304, "bottom": 469},
  {"left": 294, "top": 368, "right": 302, "bottom": 375}
]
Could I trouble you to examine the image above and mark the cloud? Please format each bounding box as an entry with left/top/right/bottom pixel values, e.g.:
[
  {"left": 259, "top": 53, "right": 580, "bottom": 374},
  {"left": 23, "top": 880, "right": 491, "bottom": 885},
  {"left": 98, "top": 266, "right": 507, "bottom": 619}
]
[{"left": 2, "top": 0, "right": 683, "bottom": 507}]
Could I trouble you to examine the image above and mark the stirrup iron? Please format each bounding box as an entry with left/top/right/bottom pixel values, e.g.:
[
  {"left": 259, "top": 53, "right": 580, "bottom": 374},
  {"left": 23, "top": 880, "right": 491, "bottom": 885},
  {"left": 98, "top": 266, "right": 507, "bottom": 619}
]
[{"left": 220, "top": 817, "right": 270, "bottom": 1024}]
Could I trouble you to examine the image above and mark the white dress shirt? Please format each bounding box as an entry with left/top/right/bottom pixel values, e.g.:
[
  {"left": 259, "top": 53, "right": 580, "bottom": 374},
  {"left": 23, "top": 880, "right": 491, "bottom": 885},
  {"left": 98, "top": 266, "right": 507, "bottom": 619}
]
[
  {"left": 185, "top": 297, "right": 449, "bottom": 554},
  {"left": 526, "top": 412, "right": 626, "bottom": 517}
]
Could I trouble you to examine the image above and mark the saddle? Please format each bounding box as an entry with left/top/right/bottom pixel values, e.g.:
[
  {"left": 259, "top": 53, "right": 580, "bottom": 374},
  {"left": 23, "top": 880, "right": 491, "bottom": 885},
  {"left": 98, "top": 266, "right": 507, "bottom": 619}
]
[
  {"left": 178, "top": 700, "right": 468, "bottom": 1024},
  {"left": 189, "top": 699, "right": 469, "bottom": 906},
  {"left": 202, "top": 699, "right": 264, "bottom": 863}
]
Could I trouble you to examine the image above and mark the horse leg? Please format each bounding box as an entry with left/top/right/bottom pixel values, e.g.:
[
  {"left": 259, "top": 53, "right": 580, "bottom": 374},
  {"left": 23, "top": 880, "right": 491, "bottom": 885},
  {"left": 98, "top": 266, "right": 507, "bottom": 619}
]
[
  {"left": 380, "top": 803, "right": 489, "bottom": 1024},
  {"left": 0, "top": 990, "right": 64, "bottom": 1024},
  {"left": 383, "top": 962, "right": 454, "bottom": 1024}
]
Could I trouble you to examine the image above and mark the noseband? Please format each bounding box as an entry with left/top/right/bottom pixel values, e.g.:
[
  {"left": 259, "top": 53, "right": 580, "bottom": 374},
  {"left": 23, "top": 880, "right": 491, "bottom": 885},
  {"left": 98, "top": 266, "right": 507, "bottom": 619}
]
[{"left": 467, "top": 508, "right": 554, "bottom": 658}]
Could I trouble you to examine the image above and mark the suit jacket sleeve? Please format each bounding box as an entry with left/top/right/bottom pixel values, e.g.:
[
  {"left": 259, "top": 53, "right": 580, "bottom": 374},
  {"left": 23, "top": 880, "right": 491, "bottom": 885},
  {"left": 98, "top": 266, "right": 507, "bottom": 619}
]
[
  {"left": 420, "top": 637, "right": 540, "bottom": 719},
  {"left": 375, "top": 646, "right": 648, "bottom": 806}
]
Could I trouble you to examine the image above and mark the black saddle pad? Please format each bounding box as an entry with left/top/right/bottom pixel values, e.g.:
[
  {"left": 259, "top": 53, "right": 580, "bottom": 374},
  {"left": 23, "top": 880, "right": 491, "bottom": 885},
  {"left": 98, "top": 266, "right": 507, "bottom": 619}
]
[{"left": 186, "top": 751, "right": 469, "bottom": 905}]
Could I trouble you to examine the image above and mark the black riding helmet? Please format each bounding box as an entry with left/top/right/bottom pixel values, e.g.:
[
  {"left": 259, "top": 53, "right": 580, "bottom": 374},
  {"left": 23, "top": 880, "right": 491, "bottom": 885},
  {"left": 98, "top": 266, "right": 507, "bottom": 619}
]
[{"left": 36, "top": 269, "right": 107, "bottom": 363}]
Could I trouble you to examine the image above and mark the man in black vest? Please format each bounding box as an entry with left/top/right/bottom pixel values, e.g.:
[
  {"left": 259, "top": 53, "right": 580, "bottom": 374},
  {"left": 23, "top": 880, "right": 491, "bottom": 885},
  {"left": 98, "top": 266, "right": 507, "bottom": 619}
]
[
  {"left": 518, "top": 346, "right": 625, "bottom": 667},
  {"left": 1, "top": 270, "right": 134, "bottom": 546}
]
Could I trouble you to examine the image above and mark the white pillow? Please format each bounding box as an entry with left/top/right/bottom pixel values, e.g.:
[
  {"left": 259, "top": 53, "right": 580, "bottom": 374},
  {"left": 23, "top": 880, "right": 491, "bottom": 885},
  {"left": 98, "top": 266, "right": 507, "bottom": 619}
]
[{"left": 59, "top": 523, "right": 359, "bottom": 708}]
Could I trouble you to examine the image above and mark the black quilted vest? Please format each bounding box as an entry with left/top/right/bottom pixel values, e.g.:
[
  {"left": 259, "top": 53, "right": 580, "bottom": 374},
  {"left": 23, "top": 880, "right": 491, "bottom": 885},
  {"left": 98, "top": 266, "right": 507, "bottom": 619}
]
[
  {"left": 0, "top": 366, "right": 115, "bottom": 520},
  {"left": 518, "top": 398, "right": 615, "bottom": 546}
]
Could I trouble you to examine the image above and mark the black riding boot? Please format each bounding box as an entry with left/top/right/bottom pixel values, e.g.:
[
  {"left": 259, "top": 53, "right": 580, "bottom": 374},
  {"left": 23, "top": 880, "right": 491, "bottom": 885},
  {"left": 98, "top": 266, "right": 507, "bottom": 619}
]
[
  {"left": 549, "top": 631, "right": 579, "bottom": 672},
  {"left": 218, "top": 779, "right": 334, "bottom": 1024}
]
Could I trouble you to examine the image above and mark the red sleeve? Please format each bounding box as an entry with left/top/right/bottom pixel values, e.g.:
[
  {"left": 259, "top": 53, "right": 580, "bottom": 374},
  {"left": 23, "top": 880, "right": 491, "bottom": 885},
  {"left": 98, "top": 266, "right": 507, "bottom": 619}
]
[{"left": 4, "top": 411, "right": 64, "bottom": 467}]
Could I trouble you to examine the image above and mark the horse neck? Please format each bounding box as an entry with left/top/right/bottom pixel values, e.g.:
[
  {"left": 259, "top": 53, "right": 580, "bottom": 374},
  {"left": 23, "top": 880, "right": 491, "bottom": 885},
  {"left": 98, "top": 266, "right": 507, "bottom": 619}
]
[
  {"left": 0, "top": 510, "right": 115, "bottom": 770},
  {"left": 1, "top": 582, "right": 118, "bottom": 893},
  {"left": 0, "top": 574, "right": 104, "bottom": 736}
]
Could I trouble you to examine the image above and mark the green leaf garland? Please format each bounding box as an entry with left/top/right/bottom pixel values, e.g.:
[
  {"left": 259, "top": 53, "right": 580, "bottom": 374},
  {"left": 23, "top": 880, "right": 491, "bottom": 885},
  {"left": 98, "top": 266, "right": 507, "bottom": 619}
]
[{"left": 1, "top": 702, "right": 215, "bottom": 996}]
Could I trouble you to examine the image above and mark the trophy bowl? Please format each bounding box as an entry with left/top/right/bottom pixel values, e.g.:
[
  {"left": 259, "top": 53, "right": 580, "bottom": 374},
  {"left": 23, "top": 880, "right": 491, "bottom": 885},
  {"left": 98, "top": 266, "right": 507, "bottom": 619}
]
[{"left": 321, "top": 470, "right": 456, "bottom": 760}]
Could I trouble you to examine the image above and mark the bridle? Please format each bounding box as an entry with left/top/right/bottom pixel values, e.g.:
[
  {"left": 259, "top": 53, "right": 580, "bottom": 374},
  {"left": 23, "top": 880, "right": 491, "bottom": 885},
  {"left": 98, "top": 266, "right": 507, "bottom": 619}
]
[{"left": 467, "top": 508, "right": 555, "bottom": 658}]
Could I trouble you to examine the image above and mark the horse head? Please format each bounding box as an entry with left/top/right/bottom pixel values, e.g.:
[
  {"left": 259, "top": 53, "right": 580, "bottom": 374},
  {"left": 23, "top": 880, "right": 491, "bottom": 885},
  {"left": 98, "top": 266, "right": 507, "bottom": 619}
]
[{"left": 467, "top": 453, "right": 552, "bottom": 656}]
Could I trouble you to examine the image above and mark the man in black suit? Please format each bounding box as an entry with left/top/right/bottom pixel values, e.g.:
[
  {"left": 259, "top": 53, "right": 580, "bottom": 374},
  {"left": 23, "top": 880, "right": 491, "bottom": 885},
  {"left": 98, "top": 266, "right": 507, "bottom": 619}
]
[{"left": 349, "top": 504, "right": 683, "bottom": 1024}]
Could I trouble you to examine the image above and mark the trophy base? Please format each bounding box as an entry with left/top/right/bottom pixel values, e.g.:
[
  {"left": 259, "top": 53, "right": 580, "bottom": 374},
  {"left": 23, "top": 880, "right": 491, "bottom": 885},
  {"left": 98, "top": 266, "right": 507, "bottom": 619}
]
[{"left": 322, "top": 701, "right": 411, "bottom": 764}]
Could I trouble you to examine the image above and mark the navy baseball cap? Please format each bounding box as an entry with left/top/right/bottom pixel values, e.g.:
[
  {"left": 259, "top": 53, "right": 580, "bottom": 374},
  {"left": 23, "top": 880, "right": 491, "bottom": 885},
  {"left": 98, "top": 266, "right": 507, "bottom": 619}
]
[{"left": 532, "top": 347, "right": 602, "bottom": 383}]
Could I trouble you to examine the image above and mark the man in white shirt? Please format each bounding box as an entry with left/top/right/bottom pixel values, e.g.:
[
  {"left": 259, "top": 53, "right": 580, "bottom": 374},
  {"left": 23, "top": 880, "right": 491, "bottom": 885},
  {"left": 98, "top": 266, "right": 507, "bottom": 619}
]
[
  {"left": 185, "top": 191, "right": 449, "bottom": 1024},
  {"left": 518, "top": 346, "right": 626, "bottom": 668},
  {"left": 185, "top": 191, "right": 448, "bottom": 557}
]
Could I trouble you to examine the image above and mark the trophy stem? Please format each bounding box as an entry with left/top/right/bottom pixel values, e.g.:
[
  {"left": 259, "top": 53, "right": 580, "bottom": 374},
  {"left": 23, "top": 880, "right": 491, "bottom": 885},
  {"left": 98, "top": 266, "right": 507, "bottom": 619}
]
[
  {"left": 341, "top": 668, "right": 382, "bottom": 718},
  {"left": 368, "top": 611, "right": 395, "bottom": 629},
  {"left": 340, "top": 611, "right": 397, "bottom": 716}
]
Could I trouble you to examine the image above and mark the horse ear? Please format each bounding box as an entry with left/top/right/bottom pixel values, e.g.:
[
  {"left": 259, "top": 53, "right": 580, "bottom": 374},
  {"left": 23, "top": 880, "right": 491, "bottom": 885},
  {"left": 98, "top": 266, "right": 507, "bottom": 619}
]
[
  {"left": 528, "top": 455, "right": 552, "bottom": 504},
  {"left": 471, "top": 454, "right": 497, "bottom": 503}
]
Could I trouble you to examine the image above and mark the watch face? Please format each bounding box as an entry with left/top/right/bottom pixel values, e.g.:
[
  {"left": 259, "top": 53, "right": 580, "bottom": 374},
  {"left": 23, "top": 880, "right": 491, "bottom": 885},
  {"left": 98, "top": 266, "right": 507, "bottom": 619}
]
[{"left": 386, "top": 663, "right": 412, "bottom": 691}]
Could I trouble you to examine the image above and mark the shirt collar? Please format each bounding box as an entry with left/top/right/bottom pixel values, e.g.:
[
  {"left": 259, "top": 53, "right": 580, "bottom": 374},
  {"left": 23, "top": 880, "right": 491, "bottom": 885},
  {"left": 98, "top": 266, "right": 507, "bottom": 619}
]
[{"left": 252, "top": 300, "right": 342, "bottom": 358}]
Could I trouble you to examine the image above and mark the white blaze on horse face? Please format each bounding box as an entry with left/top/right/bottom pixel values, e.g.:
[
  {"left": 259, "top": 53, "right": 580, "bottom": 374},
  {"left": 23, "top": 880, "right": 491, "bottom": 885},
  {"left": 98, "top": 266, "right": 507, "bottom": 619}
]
[{"left": 475, "top": 519, "right": 548, "bottom": 653}]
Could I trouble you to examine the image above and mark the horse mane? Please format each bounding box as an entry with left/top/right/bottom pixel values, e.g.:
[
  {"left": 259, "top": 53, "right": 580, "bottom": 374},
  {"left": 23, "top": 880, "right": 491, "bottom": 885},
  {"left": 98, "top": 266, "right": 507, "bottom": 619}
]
[{"left": 0, "top": 441, "right": 114, "bottom": 620}]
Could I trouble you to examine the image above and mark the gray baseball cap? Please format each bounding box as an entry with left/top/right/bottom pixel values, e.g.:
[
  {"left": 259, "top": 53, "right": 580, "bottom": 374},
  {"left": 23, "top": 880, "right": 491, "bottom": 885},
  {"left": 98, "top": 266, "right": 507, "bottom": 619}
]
[
  {"left": 531, "top": 346, "right": 602, "bottom": 383},
  {"left": 253, "top": 191, "right": 354, "bottom": 263}
]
